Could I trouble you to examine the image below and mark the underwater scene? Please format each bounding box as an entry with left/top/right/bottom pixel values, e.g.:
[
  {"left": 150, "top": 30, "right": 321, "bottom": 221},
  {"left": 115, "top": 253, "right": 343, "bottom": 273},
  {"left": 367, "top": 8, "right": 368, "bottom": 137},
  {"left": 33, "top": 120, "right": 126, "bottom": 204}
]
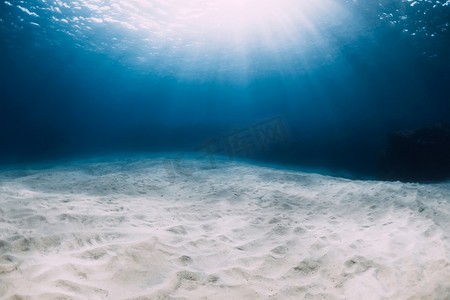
[{"left": 0, "top": 0, "right": 450, "bottom": 299}]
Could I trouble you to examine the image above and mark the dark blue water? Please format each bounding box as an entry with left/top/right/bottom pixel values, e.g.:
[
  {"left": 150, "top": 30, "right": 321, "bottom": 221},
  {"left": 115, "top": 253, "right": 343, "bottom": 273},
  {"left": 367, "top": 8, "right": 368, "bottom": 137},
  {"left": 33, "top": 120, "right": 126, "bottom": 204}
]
[{"left": 1, "top": 0, "right": 449, "bottom": 180}]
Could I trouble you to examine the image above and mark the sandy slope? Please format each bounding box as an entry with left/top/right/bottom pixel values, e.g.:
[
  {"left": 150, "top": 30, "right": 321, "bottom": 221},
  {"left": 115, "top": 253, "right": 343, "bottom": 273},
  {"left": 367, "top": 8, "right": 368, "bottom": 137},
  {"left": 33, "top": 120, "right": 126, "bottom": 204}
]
[{"left": 0, "top": 155, "right": 449, "bottom": 299}]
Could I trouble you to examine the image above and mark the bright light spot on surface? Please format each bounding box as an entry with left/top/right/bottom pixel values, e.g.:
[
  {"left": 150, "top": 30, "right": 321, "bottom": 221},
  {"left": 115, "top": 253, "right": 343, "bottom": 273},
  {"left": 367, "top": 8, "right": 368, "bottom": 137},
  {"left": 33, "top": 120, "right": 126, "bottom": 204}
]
[
  {"left": 4, "top": 0, "right": 450, "bottom": 80},
  {"left": 83, "top": 0, "right": 347, "bottom": 47},
  {"left": 4, "top": 0, "right": 354, "bottom": 79},
  {"left": 76, "top": 0, "right": 350, "bottom": 78}
]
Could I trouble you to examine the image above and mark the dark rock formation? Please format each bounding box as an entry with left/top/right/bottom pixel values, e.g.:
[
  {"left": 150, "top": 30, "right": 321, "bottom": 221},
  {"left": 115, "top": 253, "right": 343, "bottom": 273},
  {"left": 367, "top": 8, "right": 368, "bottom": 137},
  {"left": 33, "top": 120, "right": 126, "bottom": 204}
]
[{"left": 379, "top": 123, "right": 450, "bottom": 182}]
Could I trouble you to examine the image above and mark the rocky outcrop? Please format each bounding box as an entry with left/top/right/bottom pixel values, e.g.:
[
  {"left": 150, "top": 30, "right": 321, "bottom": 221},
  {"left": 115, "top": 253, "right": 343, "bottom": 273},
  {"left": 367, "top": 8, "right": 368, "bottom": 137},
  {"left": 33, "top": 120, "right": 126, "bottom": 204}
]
[{"left": 379, "top": 123, "right": 450, "bottom": 182}]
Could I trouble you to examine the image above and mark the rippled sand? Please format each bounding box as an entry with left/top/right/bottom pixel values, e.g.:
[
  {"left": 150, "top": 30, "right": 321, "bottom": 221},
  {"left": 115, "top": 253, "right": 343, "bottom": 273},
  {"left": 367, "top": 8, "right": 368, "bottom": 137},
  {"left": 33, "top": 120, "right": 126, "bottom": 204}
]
[{"left": 0, "top": 156, "right": 449, "bottom": 299}]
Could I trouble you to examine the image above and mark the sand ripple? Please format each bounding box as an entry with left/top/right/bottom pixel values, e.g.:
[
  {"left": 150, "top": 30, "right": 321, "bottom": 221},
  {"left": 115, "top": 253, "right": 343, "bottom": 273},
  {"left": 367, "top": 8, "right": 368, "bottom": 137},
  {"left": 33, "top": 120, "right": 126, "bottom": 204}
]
[{"left": 0, "top": 156, "right": 449, "bottom": 299}]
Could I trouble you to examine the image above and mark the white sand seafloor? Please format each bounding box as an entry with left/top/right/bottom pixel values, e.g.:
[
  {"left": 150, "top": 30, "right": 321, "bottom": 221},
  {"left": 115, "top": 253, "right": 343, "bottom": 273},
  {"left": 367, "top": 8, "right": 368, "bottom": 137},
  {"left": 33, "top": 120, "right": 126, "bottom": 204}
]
[{"left": 0, "top": 156, "right": 449, "bottom": 300}]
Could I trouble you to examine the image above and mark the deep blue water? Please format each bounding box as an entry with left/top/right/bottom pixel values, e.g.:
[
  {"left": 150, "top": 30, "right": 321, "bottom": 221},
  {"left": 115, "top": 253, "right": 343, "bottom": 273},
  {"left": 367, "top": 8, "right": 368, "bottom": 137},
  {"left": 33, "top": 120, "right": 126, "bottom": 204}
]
[{"left": 1, "top": 0, "right": 449, "bottom": 179}]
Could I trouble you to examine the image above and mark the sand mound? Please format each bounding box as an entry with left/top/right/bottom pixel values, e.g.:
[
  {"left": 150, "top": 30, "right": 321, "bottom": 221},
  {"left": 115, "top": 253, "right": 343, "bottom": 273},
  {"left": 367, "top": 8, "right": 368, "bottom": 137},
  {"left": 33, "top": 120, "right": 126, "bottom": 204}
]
[{"left": 0, "top": 156, "right": 449, "bottom": 299}]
